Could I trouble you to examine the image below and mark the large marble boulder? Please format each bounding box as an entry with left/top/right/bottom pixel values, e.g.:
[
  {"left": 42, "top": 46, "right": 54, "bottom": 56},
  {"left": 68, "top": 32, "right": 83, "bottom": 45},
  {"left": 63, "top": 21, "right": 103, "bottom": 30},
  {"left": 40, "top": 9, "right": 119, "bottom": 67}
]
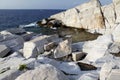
[
  {"left": 37, "top": 57, "right": 81, "bottom": 75},
  {"left": 15, "top": 64, "right": 69, "bottom": 80},
  {"left": 83, "top": 34, "right": 113, "bottom": 62},
  {"left": 0, "top": 45, "right": 10, "bottom": 57},
  {"left": 0, "top": 33, "right": 24, "bottom": 51},
  {"left": 50, "top": 0, "right": 105, "bottom": 33},
  {"left": 23, "top": 35, "right": 59, "bottom": 59},
  {"left": 54, "top": 39, "right": 71, "bottom": 58},
  {"left": 113, "top": 0, "right": 120, "bottom": 23}
]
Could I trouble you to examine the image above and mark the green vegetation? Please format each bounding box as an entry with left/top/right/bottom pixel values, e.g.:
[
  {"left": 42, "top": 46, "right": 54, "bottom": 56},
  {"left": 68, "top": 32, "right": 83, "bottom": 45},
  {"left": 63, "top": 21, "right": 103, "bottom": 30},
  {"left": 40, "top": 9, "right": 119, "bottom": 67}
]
[{"left": 19, "top": 64, "right": 27, "bottom": 71}]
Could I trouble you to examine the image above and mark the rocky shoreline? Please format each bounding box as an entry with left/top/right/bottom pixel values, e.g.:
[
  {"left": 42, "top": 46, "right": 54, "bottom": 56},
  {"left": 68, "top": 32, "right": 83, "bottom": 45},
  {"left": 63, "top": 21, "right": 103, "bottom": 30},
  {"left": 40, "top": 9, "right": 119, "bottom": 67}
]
[{"left": 1, "top": 0, "right": 120, "bottom": 80}]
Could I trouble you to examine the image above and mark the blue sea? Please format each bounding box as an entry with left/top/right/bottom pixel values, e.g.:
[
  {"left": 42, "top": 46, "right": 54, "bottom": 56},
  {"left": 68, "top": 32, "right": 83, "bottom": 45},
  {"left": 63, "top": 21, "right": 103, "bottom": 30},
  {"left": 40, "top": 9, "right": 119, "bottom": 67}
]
[{"left": 0, "top": 9, "right": 64, "bottom": 31}]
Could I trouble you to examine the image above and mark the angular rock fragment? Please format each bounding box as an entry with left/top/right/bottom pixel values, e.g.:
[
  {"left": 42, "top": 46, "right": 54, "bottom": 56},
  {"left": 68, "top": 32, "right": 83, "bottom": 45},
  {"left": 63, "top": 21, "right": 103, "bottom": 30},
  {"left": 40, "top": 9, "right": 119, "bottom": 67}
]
[
  {"left": 54, "top": 39, "right": 71, "bottom": 58},
  {"left": 0, "top": 45, "right": 10, "bottom": 57}
]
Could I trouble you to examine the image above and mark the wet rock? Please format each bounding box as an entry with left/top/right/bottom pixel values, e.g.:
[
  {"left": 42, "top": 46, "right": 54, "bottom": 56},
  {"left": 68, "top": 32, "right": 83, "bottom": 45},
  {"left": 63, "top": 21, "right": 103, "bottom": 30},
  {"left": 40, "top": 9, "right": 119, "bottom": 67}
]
[
  {"left": 15, "top": 64, "right": 69, "bottom": 80},
  {"left": 0, "top": 45, "right": 10, "bottom": 57},
  {"left": 72, "top": 52, "right": 86, "bottom": 61},
  {"left": 77, "top": 62, "right": 97, "bottom": 71},
  {"left": 54, "top": 39, "right": 72, "bottom": 58}
]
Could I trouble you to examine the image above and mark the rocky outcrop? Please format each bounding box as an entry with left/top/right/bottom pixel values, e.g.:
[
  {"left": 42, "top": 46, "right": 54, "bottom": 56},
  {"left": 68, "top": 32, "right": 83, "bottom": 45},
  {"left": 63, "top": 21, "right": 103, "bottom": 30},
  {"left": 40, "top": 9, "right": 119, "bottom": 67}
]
[
  {"left": 50, "top": 0, "right": 105, "bottom": 30},
  {"left": 38, "top": 0, "right": 120, "bottom": 34},
  {"left": 15, "top": 64, "right": 69, "bottom": 80}
]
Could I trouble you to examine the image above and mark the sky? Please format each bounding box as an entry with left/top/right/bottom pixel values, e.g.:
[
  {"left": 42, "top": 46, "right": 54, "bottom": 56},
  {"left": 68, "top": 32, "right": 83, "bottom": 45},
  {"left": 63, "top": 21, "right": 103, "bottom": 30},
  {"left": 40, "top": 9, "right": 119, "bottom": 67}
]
[{"left": 0, "top": 0, "right": 112, "bottom": 9}]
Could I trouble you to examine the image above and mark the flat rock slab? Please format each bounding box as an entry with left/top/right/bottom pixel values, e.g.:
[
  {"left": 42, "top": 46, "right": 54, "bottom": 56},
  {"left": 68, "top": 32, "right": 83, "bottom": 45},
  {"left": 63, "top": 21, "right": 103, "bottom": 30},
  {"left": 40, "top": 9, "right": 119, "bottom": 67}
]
[
  {"left": 15, "top": 64, "right": 69, "bottom": 80},
  {"left": 0, "top": 45, "right": 10, "bottom": 57}
]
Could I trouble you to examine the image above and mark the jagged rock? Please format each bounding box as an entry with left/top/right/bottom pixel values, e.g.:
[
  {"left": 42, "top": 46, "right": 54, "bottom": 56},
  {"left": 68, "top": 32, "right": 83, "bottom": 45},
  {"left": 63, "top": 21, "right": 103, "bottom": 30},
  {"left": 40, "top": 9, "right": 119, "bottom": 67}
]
[
  {"left": 54, "top": 39, "right": 71, "bottom": 58},
  {"left": 112, "top": 24, "right": 120, "bottom": 42},
  {"left": 113, "top": 0, "right": 120, "bottom": 23},
  {"left": 15, "top": 64, "right": 69, "bottom": 80},
  {"left": 37, "top": 57, "right": 81, "bottom": 74},
  {"left": 50, "top": 0, "right": 105, "bottom": 33},
  {"left": 72, "top": 52, "right": 86, "bottom": 61},
  {"left": 101, "top": 3, "right": 116, "bottom": 34},
  {"left": 83, "top": 34, "right": 113, "bottom": 62},
  {"left": 0, "top": 45, "right": 10, "bottom": 57}
]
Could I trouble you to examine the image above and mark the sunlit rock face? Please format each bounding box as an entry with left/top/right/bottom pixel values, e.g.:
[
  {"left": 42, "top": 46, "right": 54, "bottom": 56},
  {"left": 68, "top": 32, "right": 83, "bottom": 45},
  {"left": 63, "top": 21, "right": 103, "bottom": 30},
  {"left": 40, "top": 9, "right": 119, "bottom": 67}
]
[
  {"left": 50, "top": 0, "right": 105, "bottom": 31},
  {"left": 113, "top": 0, "right": 120, "bottom": 23}
]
